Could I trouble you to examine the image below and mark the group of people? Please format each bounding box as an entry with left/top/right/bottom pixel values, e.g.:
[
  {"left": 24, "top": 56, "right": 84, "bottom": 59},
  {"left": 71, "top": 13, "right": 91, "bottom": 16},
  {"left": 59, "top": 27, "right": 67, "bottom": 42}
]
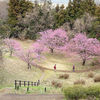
[{"left": 53, "top": 64, "right": 75, "bottom": 72}]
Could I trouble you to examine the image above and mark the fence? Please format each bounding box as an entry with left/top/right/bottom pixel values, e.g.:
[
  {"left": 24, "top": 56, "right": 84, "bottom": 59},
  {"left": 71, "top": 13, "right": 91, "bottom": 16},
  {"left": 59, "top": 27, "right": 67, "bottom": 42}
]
[{"left": 15, "top": 80, "right": 40, "bottom": 89}]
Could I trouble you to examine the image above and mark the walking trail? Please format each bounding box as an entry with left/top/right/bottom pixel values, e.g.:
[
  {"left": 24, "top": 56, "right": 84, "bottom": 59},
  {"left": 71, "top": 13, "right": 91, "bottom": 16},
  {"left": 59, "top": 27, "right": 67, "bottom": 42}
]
[
  {"left": 0, "top": 64, "right": 100, "bottom": 100},
  {"left": 38, "top": 63, "right": 100, "bottom": 81}
]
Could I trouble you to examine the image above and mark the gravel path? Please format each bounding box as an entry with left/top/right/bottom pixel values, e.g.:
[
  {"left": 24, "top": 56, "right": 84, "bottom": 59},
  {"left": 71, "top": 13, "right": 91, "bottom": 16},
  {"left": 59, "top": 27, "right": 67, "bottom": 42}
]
[{"left": 0, "top": 93, "right": 64, "bottom": 100}]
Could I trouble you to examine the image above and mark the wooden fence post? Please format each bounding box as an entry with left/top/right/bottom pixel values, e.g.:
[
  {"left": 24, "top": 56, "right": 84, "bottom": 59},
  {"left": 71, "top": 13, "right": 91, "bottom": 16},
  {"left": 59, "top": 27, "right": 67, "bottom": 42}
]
[
  {"left": 15, "top": 80, "right": 17, "bottom": 89},
  {"left": 24, "top": 81, "right": 26, "bottom": 86},
  {"left": 45, "top": 87, "right": 46, "bottom": 92},
  {"left": 37, "top": 80, "right": 40, "bottom": 86},
  {"left": 34, "top": 82, "right": 36, "bottom": 86},
  {"left": 28, "top": 81, "right": 30, "bottom": 86},
  {"left": 31, "top": 82, "right": 33, "bottom": 86},
  {"left": 27, "top": 87, "right": 29, "bottom": 92},
  {"left": 17, "top": 85, "right": 19, "bottom": 90},
  {"left": 19, "top": 80, "right": 21, "bottom": 87}
]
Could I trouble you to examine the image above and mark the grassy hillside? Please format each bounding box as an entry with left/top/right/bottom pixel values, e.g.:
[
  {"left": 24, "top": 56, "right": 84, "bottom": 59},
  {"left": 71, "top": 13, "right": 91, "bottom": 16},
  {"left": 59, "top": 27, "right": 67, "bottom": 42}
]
[{"left": 0, "top": 39, "right": 100, "bottom": 95}]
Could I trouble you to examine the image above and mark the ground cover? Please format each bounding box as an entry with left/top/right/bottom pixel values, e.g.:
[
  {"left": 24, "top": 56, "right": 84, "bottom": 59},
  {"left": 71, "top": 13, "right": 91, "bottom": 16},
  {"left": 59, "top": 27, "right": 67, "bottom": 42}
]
[{"left": 0, "top": 39, "right": 100, "bottom": 100}]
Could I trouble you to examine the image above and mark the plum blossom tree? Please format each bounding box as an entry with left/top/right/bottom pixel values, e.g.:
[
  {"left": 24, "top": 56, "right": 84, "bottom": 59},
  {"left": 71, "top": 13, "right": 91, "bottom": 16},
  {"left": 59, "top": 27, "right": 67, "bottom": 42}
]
[
  {"left": 15, "top": 47, "right": 36, "bottom": 69},
  {"left": 15, "top": 43, "right": 46, "bottom": 69},
  {"left": 4, "top": 39, "right": 22, "bottom": 57},
  {"left": 32, "top": 42, "right": 45, "bottom": 55},
  {"left": 37, "top": 29, "right": 69, "bottom": 53},
  {"left": 69, "top": 33, "right": 100, "bottom": 65}
]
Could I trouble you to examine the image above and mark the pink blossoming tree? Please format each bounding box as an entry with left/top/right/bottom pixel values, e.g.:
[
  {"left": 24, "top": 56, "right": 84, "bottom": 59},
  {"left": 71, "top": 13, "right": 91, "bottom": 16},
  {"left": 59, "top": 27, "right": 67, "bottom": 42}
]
[
  {"left": 37, "top": 29, "right": 69, "bottom": 53},
  {"left": 4, "top": 38, "right": 22, "bottom": 57},
  {"left": 15, "top": 43, "right": 46, "bottom": 69},
  {"left": 15, "top": 47, "right": 36, "bottom": 69},
  {"left": 69, "top": 33, "right": 100, "bottom": 65},
  {"left": 32, "top": 42, "right": 46, "bottom": 60}
]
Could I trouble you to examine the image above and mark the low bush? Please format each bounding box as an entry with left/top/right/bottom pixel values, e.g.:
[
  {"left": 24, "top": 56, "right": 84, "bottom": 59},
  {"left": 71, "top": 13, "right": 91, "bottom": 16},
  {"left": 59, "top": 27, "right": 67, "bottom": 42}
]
[
  {"left": 88, "top": 71, "right": 94, "bottom": 78},
  {"left": 94, "top": 74, "right": 100, "bottom": 82},
  {"left": 58, "top": 73, "right": 69, "bottom": 79},
  {"left": 58, "top": 74, "right": 63, "bottom": 79},
  {"left": 63, "top": 85, "right": 100, "bottom": 100},
  {"left": 51, "top": 80, "right": 62, "bottom": 88},
  {"left": 74, "top": 79, "right": 85, "bottom": 85},
  {"left": 91, "top": 58, "right": 100, "bottom": 66}
]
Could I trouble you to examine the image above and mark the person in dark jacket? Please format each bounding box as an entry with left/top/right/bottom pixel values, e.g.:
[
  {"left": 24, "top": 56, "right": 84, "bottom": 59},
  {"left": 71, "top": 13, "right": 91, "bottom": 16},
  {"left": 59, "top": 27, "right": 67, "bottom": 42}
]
[{"left": 73, "top": 64, "right": 75, "bottom": 71}]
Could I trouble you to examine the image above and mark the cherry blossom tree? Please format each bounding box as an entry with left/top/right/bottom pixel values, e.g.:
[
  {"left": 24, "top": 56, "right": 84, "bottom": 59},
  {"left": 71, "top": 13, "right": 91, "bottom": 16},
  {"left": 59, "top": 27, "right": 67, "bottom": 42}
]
[
  {"left": 32, "top": 42, "right": 47, "bottom": 55},
  {"left": 15, "top": 43, "right": 46, "bottom": 69},
  {"left": 4, "top": 39, "right": 22, "bottom": 57},
  {"left": 37, "top": 29, "right": 69, "bottom": 53},
  {"left": 15, "top": 47, "right": 36, "bottom": 69},
  {"left": 69, "top": 33, "right": 100, "bottom": 65}
]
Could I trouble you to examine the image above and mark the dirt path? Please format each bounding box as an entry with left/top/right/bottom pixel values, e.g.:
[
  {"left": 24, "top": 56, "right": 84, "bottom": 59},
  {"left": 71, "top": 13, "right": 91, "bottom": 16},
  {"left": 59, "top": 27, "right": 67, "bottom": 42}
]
[
  {"left": 0, "top": 93, "right": 64, "bottom": 100},
  {"left": 36, "top": 64, "right": 100, "bottom": 82},
  {"left": 34, "top": 64, "right": 100, "bottom": 73},
  {"left": 39, "top": 69, "right": 45, "bottom": 81}
]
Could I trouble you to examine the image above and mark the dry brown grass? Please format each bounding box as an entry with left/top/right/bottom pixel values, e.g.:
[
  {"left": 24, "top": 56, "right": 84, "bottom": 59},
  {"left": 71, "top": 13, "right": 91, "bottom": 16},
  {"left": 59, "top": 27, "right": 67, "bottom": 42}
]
[
  {"left": 58, "top": 73, "right": 69, "bottom": 79},
  {"left": 74, "top": 79, "right": 85, "bottom": 85},
  {"left": 3, "top": 57, "right": 42, "bottom": 86},
  {"left": 51, "top": 80, "right": 62, "bottom": 88},
  {"left": 94, "top": 74, "right": 100, "bottom": 82},
  {"left": 88, "top": 71, "right": 94, "bottom": 78}
]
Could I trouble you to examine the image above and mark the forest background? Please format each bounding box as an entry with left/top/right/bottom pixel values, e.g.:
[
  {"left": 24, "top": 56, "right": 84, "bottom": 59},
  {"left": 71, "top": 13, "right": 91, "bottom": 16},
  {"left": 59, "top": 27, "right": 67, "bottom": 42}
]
[{"left": 0, "top": 0, "right": 100, "bottom": 41}]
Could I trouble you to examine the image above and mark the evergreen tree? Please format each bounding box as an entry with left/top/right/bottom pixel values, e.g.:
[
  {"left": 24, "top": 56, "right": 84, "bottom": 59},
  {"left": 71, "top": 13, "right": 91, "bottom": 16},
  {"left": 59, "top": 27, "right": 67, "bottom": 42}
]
[
  {"left": 95, "top": 6, "right": 100, "bottom": 20},
  {"left": 55, "top": 4, "right": 60, "bottom": 13},
  {"left": 8, "top": 0, "right": 19, "bottom": 27},
  {"left": 8, "top": 0, "right": 33, "bottom": 27},
  {"left": 18, "top": 0, "right": 33, "bottom": 18},
  {"left": 55, "top": 4, "right": 66, "bottom": 28},
  {"left": 66, "top": 0, "right": 85, "bottom": 22},
  {"left": 63, "top": 0, "right": 96, "bottom": 29},
  {"left": 84, "top": 0, "right": 96, "bottom": 15}
]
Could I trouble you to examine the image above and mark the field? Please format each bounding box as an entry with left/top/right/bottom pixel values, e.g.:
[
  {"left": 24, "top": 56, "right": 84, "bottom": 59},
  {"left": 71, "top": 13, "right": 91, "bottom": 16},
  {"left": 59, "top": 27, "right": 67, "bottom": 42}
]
[{"left": 0, "top": 39, "right": 100, "bottom": 97}]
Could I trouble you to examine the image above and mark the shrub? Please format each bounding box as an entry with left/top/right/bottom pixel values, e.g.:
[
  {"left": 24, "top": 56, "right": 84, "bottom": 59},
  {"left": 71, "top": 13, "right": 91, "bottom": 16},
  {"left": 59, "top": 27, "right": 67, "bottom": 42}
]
[
  {"left": 63, "top": 85, "right": 86, "bottom": 100},
  {"left": 74, "top": 79, "right": 85, "bottom": 85},
  {"left": 51, "top": 80, "right": 62, "bottom": 88},
  {"left": 64, "top": 74, "right": 69, "bottom": 79},
  {"left": 63, "top": 85, "right": 100, "bottom": 100},
  {"left": 91, "top": 58, "right": 100, "bottom": 66},
  {"left": 58, "top": 74, "right": 63, "bottom": 79},
  {"left": 88, "top": 71, "right": 94, "bottom": 78},
  {"left": 51, "top": 80, "right": 56, "bottom": 86},
  {"left": 58, "top": 73, "right": 69, "bottom": 79},
  {"left": 94, "top": 74, "right": 100, "bottom": 82}
]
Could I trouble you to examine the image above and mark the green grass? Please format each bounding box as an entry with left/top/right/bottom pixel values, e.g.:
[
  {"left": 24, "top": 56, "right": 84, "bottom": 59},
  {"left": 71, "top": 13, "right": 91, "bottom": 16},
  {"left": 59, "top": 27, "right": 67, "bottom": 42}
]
[
  {"left": 12, "top": 85, "right": 62, "bottom": 94},
  {"left": 63, "top": 84, "right": 100, "bottom": 100}
]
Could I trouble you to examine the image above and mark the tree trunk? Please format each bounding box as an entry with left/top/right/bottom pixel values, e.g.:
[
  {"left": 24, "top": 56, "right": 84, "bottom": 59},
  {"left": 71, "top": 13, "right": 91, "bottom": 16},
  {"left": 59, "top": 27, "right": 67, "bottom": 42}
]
[
  {"left": 51, "top": 48, "right": 53, "bottom": 53},
  {"left": 28, "top": 63, "right": 30, "bottom": 69},
  {"left": 10, "top": 50, "right": 12, "bottom": 57},
  {"left": 82, "top": 59, "right": 86, "bottom": 66},
  {"left": 28, "top": 62, "right": 31, "bottom": 69}
]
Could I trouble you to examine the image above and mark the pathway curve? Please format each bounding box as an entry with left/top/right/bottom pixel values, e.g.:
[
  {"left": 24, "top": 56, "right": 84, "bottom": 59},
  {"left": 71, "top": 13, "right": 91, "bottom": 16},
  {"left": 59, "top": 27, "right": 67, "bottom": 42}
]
[
  {"left": 34, "top": 64, "right": 100, "bottom": 73},
  {"left": 36, "top": 64, "right": 100, "bottom": 82}
]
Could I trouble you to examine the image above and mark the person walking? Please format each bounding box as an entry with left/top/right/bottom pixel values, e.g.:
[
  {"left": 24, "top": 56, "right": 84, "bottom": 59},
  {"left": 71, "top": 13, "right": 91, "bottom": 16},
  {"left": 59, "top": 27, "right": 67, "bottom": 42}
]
[
  {"left": 54, "top": 64, "right": 56, "bottom": 72},
  {"left": 73, "top": 64, "right": 75, "bottom": 72}
]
